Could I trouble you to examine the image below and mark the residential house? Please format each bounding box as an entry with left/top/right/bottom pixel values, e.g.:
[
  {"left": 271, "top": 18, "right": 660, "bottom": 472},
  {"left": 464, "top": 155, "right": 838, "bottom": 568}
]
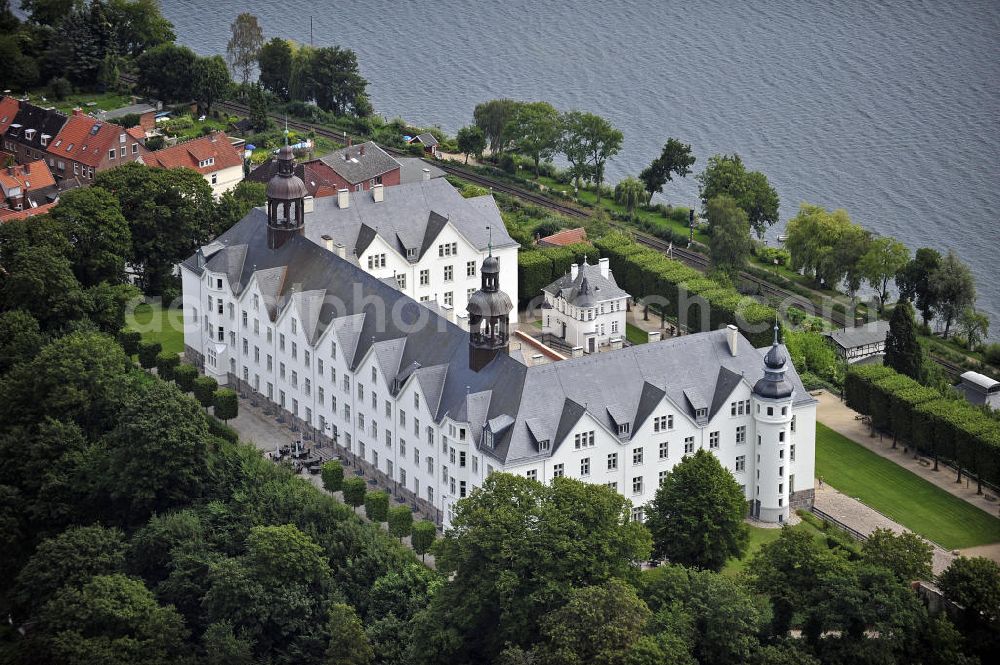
[
  {"left": 45, "top": 109, "right": 148, "bottom": 182},
  {"left": 407, "top": 132, "right": 440, "bottom": 157},
  {"left": 144, "top": 131, "right": 245, "bottom": 197},
  {"left": 0, "top": 160, "right": 57, "bottom": 212},
  {"left": 823, "top": 320, "right": 890, "bottom": 364},
  {"left": 3, "top": 102, "right": 68, "bottom": 166},
  {"left": 537, "top": 227, "right": 588, "bottom": 247},
  {"left": 95, "top": 102, "right": 159, "bottom": 133},
  {"left": 180, "top": 148, "right": 816, "bottom": 527},
  {"left": 542, "top": 258, "right": 628, "bottom": 353},
  {"left": 311, "top": 141, "right": 401, "bottom": 193}
]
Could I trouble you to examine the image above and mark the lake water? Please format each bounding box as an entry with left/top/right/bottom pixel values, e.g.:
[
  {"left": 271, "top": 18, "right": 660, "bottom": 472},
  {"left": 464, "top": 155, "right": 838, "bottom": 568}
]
[{"left": 164, "top": 0, "right": 1000, "bottom": 336}]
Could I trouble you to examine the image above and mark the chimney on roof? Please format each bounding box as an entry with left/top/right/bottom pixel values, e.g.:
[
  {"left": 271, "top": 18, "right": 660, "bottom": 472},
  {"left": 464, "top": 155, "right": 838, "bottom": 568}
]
[
  {"left": 359, "top": 144, "right": 365, "bottom": 156},
  {"left": 599, "top": 257, "right": 609, "bottom": 278},
  {"left": 72, "top": 108, "right": 82, "bottom": 116},
  {"left": 570, "top": 263, "right": 579, "bottom": 280},
  {"left": 337, "top": 188, "right": 349, "bottom": 209},
  {"left": 321, "top": 234, "right": 334, "bottom": 252},
  {"left": 727, "top": 324, "right": 739, "bottom": 357},
  {"left": 303, "top": 195, "right": 314, "bottom": 213},
  {"left": 334, "top": 242, "right": 346, "bottom": 259},
  {"left": 372, "top": 183, "right": 383, "bottom": 202}
]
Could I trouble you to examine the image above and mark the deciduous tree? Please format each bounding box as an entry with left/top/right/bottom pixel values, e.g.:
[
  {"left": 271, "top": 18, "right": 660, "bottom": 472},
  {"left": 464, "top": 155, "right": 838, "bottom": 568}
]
[
  {"left": 958, "top": 307, "right": 990, "bottom": 351},
  {"left": 342, "top": 476, "right": 367, "bottom": 509},
  {"left": 308, "top": 46, "right": 369, "bottom": 116},
  {"left": 387, "top": 505, "right": 413, "bottom": 542},
  {"left": 192, "top": 375, "right": 218, "bottom": 410},
  {"left": 48, "top": 186, "right": 131, "bottom": 287},
  {"left": 474, "top": 98, "right": 519, "bottom": 155},
  {"left": 324, "top": 602, "right": 374, "bottom": 665},
  {"left": 226, "top": 12, "right": 264, "bottom": 87},
  {"left": 506, "top": 101, "right": 562, "bottom": 176},
  {"left": 212, "top": 388, "right": 238, "bottom": 422},
  {"left": 0, "top": 310, "right": 44, "bottom": 374},
  {"left": 861, "top": 528, "right": 933, "bottom": 582},
  {"left": 639, "top": 138, "right": 696, "bottom": 202},
  {"left": 258, "top": 37, "right": 293, "bottom": 100},
  {"left": 707, "top": 194, "right": 751, "bottom": 278},
  {"left": 410, "top": 519, "right": 436, "bottom": 562},
  {"left": 135, "top": 42, "right": 197, "bottom": 103},
  {"left": 931, "top": 250, "right": 976, "bottom": 338},
  {"left": 364, "top": 489, "right": 389, "bottom": 522},
  {"left": 645, "top": 449, "right": 748, "bottom": 570},
  {"left": 896, "top": 247, "right": 941, "bottom": 327},
  {"left": 698, "top": 154, "right": 779, "bottom": 239},
  {"left": 561, "top": 110, "right": 623, "bottom": 204},
  {"left": 456, "top": 125, "right": 486, "bottom": 164},
  {"left": 192, "top": 55, "right": 232, "bottom": 116},
  {"left": 321, "top": 459, "right": 344, "bottom": 493},
  {"left": 859, "top": 236, "right": 909, "bottom": 312},
  {"left": 614, "top": 176, "right": 647, "bottom": 219}
]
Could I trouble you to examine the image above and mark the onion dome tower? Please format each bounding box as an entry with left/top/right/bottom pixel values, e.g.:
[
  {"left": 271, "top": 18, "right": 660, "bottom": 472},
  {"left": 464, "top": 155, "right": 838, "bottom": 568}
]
[
  {"left": 266, "top": 144, "right": 309, "bottom": 250},
  {"left": 752, "top": 324, "right": 796, "bottom": 523},
  {"left": 467, "top": 234, "right": 513, "bottom": 372}
]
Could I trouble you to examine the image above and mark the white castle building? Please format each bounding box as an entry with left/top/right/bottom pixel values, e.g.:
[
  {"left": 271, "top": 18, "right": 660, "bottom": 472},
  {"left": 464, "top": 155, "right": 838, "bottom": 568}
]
[{"left": 180, "top": 147, "right": 816, "bottom": 526}]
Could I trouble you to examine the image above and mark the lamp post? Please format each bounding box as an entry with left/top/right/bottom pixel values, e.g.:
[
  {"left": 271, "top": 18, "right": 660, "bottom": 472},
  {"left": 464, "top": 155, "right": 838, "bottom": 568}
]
[{"left": 688, "top": 208, "right": 695, "bottom": 246}]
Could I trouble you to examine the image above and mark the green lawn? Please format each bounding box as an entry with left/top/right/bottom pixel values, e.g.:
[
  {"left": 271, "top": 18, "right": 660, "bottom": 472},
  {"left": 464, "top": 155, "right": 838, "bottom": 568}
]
[
  {"left": 126, "top": 302, "right": 185, "bottom": 356},
  {"left": 815, "top": 423, "right": 1000, "bottom": 549},
  {"left": 26, "top": 89, "right": 132, "bottom": 115},
  {"left": 626, "top": 323, "right": 649, "bottom": 345}
]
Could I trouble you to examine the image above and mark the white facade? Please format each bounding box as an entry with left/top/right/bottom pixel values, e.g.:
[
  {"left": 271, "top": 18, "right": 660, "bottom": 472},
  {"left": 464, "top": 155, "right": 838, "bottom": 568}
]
[
  {"left": 207, "top": 163, "right": 245, "bottom": 198},
  {"left": 182, "top": 259, "right": 815, "bottom": 528},
  {"left": 352, "top": 217, "right": 518, "bottom": 326},
  {"left": 542, "top": 258, "right": 627, "bottom": 352}
]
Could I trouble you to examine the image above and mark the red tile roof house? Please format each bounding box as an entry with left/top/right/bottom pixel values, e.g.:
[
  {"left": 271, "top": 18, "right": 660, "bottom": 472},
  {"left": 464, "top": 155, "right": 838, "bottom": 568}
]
[
  {"left": 537, "top": 227, "right": 589, "bottom": 247},
  {"left": 3, "top": 101, "right": 68, "bottom": 166},
  {"left": 45, "top": 109, "right": 149, "bottom": 182},
  {"left": 143, "top": 131, "right": 245, "bottom": 198},
  {"left": 0, "top": 96, "right": 21, "bottom": 160},
  {"left": 0, "top": 159, "right": 56, "bottom": 212}
]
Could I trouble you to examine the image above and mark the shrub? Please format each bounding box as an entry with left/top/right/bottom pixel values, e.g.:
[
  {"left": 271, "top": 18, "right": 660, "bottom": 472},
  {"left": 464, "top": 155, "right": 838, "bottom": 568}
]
[
  {"left": 387, "top": 505, "right": 413, "bottom": 542},
  {"left": 138, "top": 341, "right": 161, "bottom": 369},
  {"left": 155, "top": 350, "right": 179, "bottom": 381},
  {"left": 192, "top": 375, "right": 218, "bottom": 410},
  {"left": 119, "top": 330, "right": 142, "bottom": 356},
  {"left": 144, "top": 135, "right": 166, "bottom": 151},
  {"left": 321, "top": 460, "right": 344, "bottom": 493},
  {"left": 364, "top": 490, "right": 389, "bottom": 523},
  {"left": 411, "top": 520, "right": 437, "bottom": 562},
  {"left": 342, "top": 477, "right": 367, "bottom": 508},
  {"left": 212, "top": 388, "right": 238, "bottom": 422},
  {"left": 172, "top": 364, "right": 198, "bottom": 393},
  {"left": 47, "top": 77, "right": 72, "bottom": 101},
  {"left": 984, "top": 343, "right": 1000, "bottom": 367},
  {"left": 207, "top": 416, "right": 238, "bottom": 443}
]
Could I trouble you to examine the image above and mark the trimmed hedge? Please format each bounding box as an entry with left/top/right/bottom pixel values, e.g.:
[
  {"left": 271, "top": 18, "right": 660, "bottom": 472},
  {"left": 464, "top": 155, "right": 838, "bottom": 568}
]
[
  {"left": 193, "top": 375, "right": 218, "bottom": 409},
  {"left": 173, "top": 364, "right": 199, "bottom": 393},
  {"left": 207, "top": 416, "right": 239, "bottom": 443},
  {"left": 213, "top": 388, "right": 239, "bottom": 422},
  {"left": 364, "top": 490, "right": 389, "bottom": 523},
  {"left": 138, "top": 341, "right": 161, "bottom": 369},
  {"left": 845, "top": 365, "right": 1000, "bottom": 489},
  {"left": 411, "top": 520, "right": 437, "bottom": 561},
  {"left": 387, "top": 505, "right": 413, "bottom": 542},
  {"left": 593, "top": 231, "right": 778, "bottom": 347},
  {"left": 155, "top": 351, "right": 180, "bottom": 382},
  {"left": 119, "top": 330, "right": 142, "bottom": 356},
  {"left": 321, "top": 460, "right": 344, "bottom": 493},
  {"left": 342, "top": 477, "right": 367, "bottom": 508},
  {"left": 517, "top": 244, "right": 603, "bottom": 306}
]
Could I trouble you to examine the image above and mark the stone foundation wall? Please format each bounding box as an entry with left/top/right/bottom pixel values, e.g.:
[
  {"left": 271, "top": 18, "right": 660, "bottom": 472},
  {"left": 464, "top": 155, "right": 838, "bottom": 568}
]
[{"left": 790, "top": 488, "right": 815, "bottom": 509}]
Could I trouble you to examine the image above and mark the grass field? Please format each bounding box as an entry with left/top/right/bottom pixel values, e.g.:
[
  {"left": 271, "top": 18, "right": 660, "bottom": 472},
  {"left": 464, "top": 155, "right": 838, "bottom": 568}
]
[
  {"left": 626, "top": 323, "right": 648, "bottom": 345},
  {"left": 126, "top": 302, "right": 185, "bottom": 356},
  {"left": 815, "top": 423, "right": 1000, "bottom": 550}
]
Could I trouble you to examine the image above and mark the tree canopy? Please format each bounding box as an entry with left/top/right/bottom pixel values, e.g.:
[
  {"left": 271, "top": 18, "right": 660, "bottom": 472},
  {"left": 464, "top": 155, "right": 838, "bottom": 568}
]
[
  {"left": 698, "top": 154, "right": 779, "bottom": 238},
  {"left": 639, "top": 138, "right": 696, "bottom": 201}
]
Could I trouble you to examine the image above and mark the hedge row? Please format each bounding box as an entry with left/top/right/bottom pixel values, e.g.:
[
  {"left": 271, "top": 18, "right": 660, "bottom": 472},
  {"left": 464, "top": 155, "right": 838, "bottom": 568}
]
[
  {"left": 845, "top": 364, "right": 1000, "bottom": 490},
  {"left": 592, "top": 231, "right": 777, "bottom": 347},
  {"left": 518, "top": 242, "right": 600, "bottom": 305}
]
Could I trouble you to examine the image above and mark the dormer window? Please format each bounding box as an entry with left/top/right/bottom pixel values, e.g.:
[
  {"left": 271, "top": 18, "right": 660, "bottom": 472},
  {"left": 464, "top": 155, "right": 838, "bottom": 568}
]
[
  {"left": 120, "top": 133, "right": 126, "bottom": 143},
  {"left": 407, "top": 247, "right": 417, "bottom": 259},
  {"left": 40, "top": 135, "right": 49, "bottom": 146},
  {"left": 24, "top": 129, "right": 34, "bottom": 140},
  {"left": 696, "top": 408, "right": 708, "bottom": 419},
  {"left": 618, "top": 423, "right": 630, "bottom": 435},
  {"left": 538, "top": 439, "right": 550, "bottom": 452},
  {"left": 198, "top": 157, "right": 215, "bottom": 168},
  {"left": 484, "top": 429, "right": 494, "bottom": 450}
]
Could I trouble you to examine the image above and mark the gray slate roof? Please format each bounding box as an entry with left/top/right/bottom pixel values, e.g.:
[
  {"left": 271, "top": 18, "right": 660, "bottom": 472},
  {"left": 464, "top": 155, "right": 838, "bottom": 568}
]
[
  {"left": 824, "top": 320, "right": 890, "bottom": 350},
  {"left": 303, "top": 178, "right": 518, "bottom": 262},
  {"left": 397, "top": 157, "right": 445, "bottom": 184},
  {"left": 318, "top": 141, "right": 399, "bottom": 184},
  {"left": 184, "top": 211, "right": 814, "bottom": 468},
  {"left": 412, "top": 132, "right": 439, "bottom": 147},
  {"left": 542, "top": 261, "right": 628, "bottom": 306},
  {"left": 95, "top": 103, "right": 157, "bottom": 121}
]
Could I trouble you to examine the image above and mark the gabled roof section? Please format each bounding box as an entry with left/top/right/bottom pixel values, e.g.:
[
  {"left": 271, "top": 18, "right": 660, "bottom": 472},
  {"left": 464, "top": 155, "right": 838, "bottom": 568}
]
[
  {"left": 47, "top": 113, "right": 128, "bottom": 167},
  {"left": 633, "top": 381, "right": 666, "bottom": 433},
  {"left": 0, "top": 160, "right": 56, "bottom": 195},
  {"left": 553, "top": 398, "right": 587, "bottom": 453},
  {"left": 683, "top": 387, "right": 709, "bottom": 415},
  {"left": 524, "top": 417, "right": 552, "bottom": 445},
  {"left": 410, "top": 132, "right": 439, "bottom": 147},
  {"left": 372, "top": 337, "right": 406, "bottom": 389},
  {"left": 8, "top": 103, "right": 67, "bottom": 152},
  {"left": 710, "top": 366, "right": 745, "bottom": 418},
  {"left": 302, "top": 178, "right": 518, "bottom": 263},
  {"left": 293, "top": 289, "right": 327, "bottom": 344},
  {"left": 538, "top": 227, "right": 587, "bottom": 247},
  {"left": 414, "top": 364, "right": 449, "bottom": 417},
  {"left": 318, "top": 141, "right": 399, "bottom": 184},
  {"left": 543, "top": 260, "right": 628, "bottom": 305},
  {"left": 464, "top": 390, "right": 493, "bottom": 444},
  {"left": 0, "top": 97, "right": 20, "bottom": 134},
  {"left": 331, "top": 313, "right": 366, "bottom": 368},
  {"left": 606, "top": 403, "right": 632, "bottom": 428},
  {"left": 355, "top": 223, "right": 378, "bottom": 257},
  {"left": 144, "top": 131, "right": 242, "bottom": 173}
]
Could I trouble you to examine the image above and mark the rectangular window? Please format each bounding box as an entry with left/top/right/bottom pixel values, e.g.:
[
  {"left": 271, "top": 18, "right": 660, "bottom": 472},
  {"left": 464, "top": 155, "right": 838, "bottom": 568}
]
[
  {"left": 395, "top": 273, "right": 406, "bottom": 290},
  {"left": 574, "top": 431, "right": 595, "bottom": 449},
  {"left": 527, "top": 469, "right": 537, "bottom": 481},
  {"left": 304, "top": 350, "right": 310, "bottom": 365},
  {"left": 658, "top": 470, "right": 669, "bottom": 486},
  {"left": 466, "top": 260, "right": 476, "bottom": 277},
  {"left": 419, "top": 269, "right": 429, "bottom": 286},
  {"left": 735, "top": 425, "right": 747, "bottom": 444},
  {"left": 580, "top": 457, "right": 590, "bottom": 476},
  {"left": 790, "top": 444, "right": 796, "bottom": 461},
  {"left": 427, "top": 456, "right": 434, "bottom": 474},
  {"left": 331, "top": 341, "right": 337, "bottom": 360},
  {"left": 735, "top": 455, "right": 746, "bottom": 472},
  {"left": 443, "top": 265, "right": 453, "bottom": 282},
  {"left": 553, "top": 463, "right": 564, "bottom": 478},
  {"left": 318, "top": 386, "right": 324, "bottom": 405},
  {"left": 658, "top": 441, "right": 669, "bottom": 459},
  {"left": 653, "top": 415, "right": 672, "bottom": 432},
  {"left": 443, "top": 291, "right": 453, "bottom": 306},
  {"left": 459, "top": 451, "right": 466, "bottom": 468},
  {"left": 607, "top": 452, "right": 618, "bottom": 470},
  {"left": 684, "top": 437, "right": 694, "bottom": 454},
  {"left": 632, "top": 477, "right": 643, "bottom": 494},
  {"left": 459, "top": 480, "right": 467, "bottom": 498},
  {"left": 632, "top": 447, "right": 643, "bottom": 465},
  {"left": 791, "top": 415, "right": 796, "bottom": 432},
  {"left": 709, "top": 431, "right": 720, "bottom": 449},
  {"left": 279, "top": 334, "right": 285, "bottom": 351},
  {"left": 291, "top": 341, "right": 297, "bottom": 359},
  {"left": 291, "top": 371, "right": 298, "bottom": 388},
  {"left": 385, "top": 400, "right": 392, "bottom": 418}
]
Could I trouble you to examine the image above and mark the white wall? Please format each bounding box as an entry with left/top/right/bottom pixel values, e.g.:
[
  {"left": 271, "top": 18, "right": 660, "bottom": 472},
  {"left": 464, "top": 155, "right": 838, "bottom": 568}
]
[{"left": 543, "top": 293, "right": 626, "bottom": 351}]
